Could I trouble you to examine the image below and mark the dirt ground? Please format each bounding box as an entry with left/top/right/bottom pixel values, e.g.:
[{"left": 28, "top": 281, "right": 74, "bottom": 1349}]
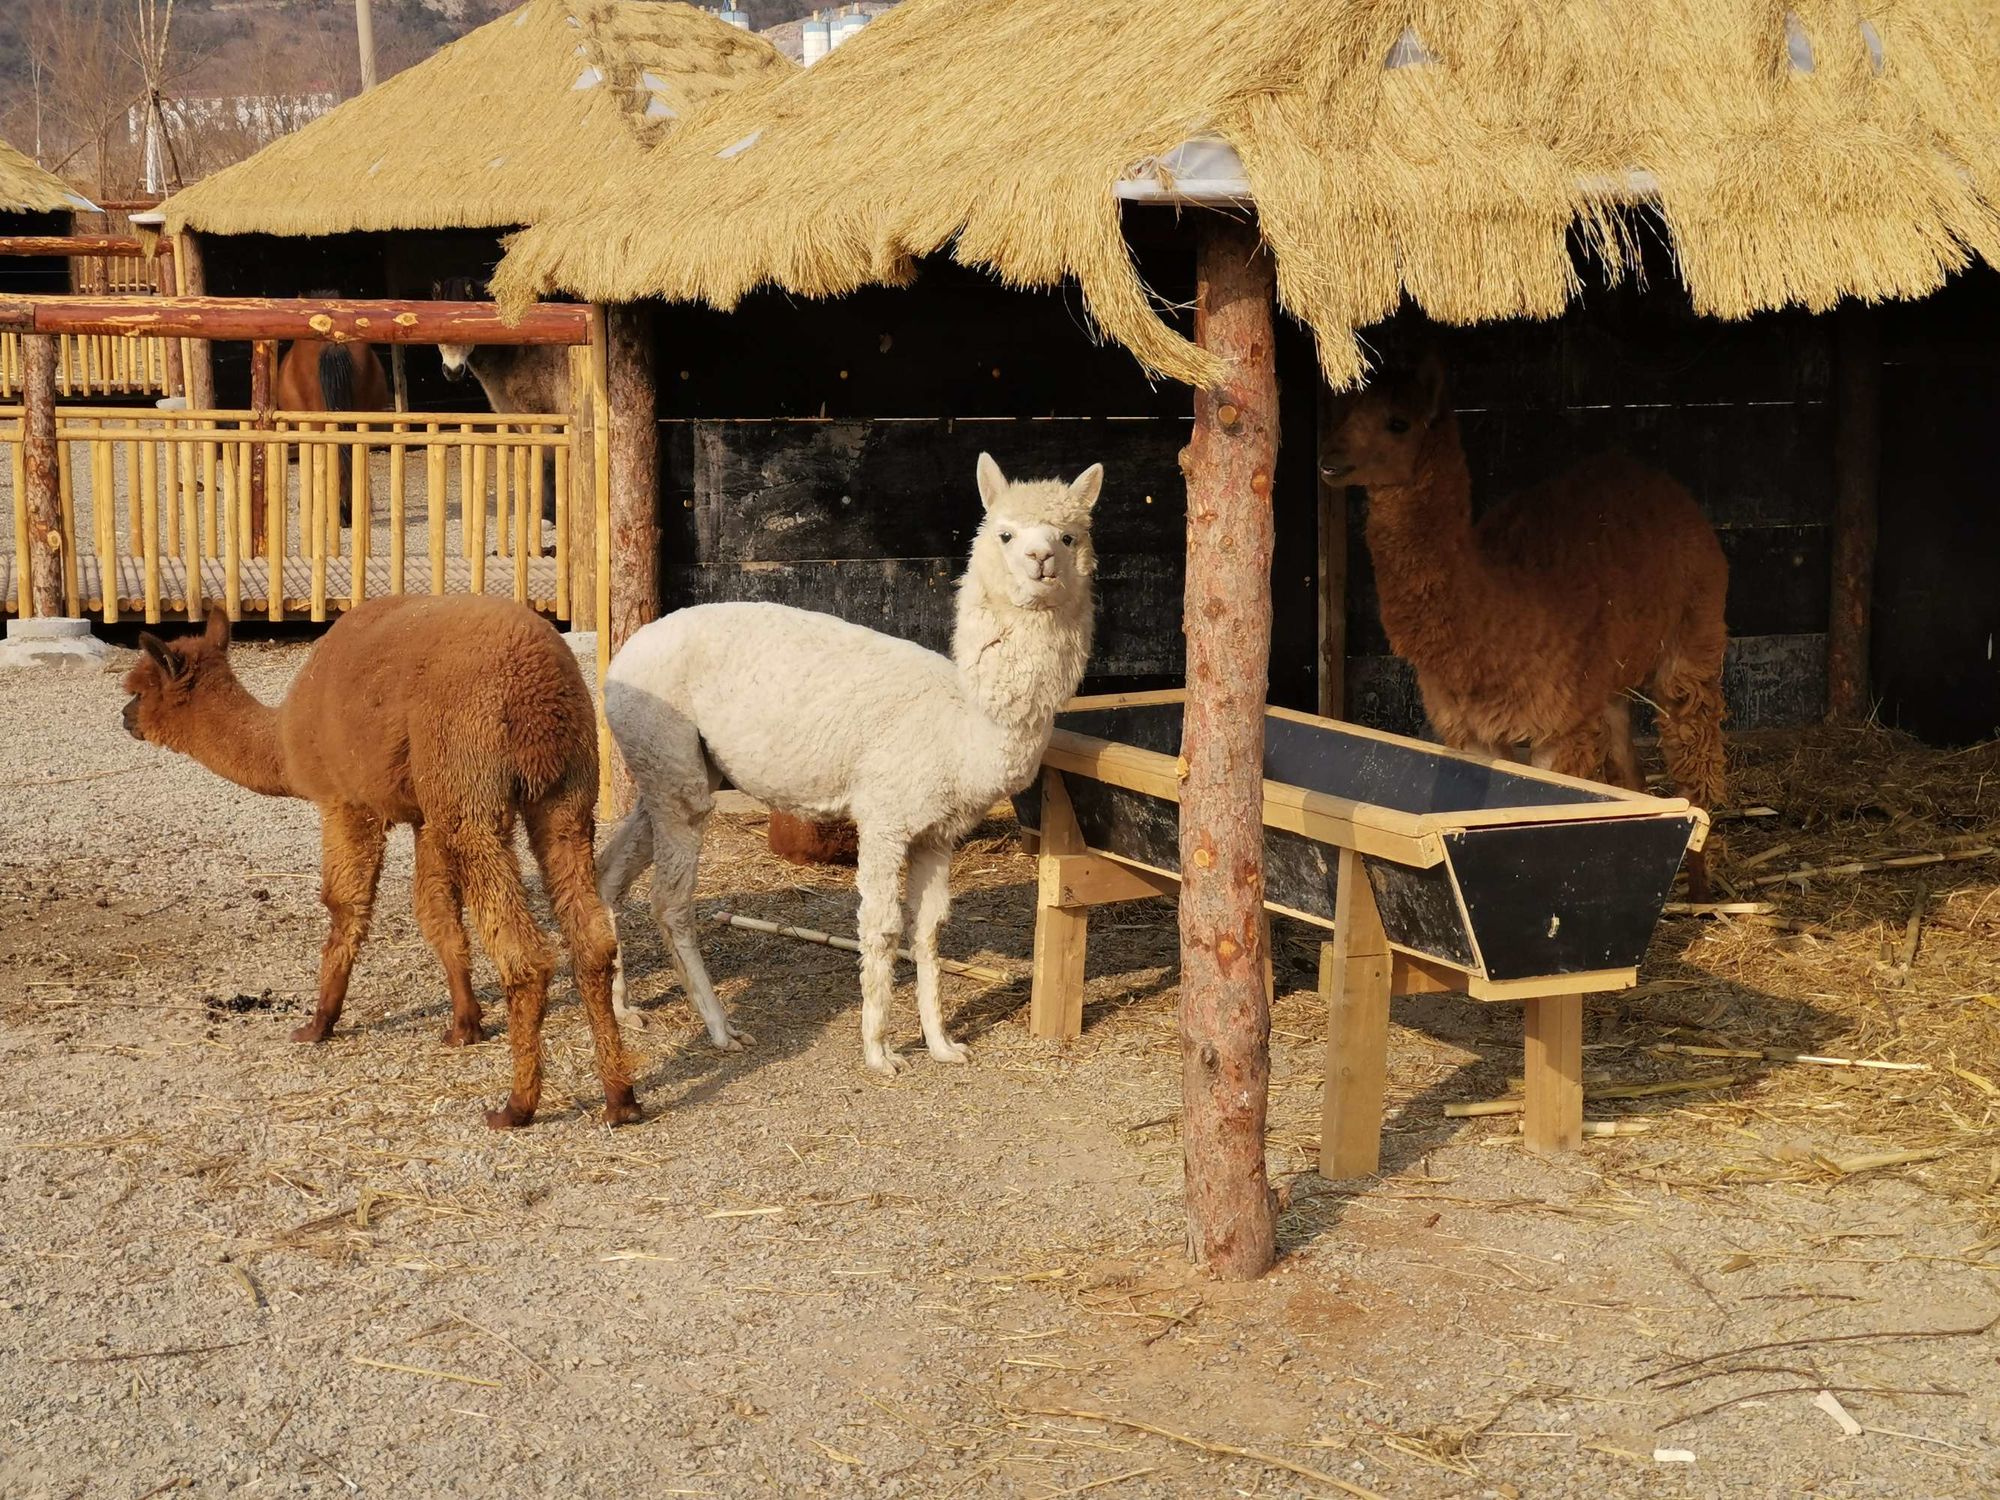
[{"left": 2, "top": 637, "right": 1997, "bottom": 1498}]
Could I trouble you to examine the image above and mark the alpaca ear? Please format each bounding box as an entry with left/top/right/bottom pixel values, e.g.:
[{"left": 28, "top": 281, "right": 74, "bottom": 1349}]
[
  {"left": 1414, "top": 353, "right": 1448, "bottom": 422},
  {"left": 1066, "top": 462, "right": 1105, "bottom": 514},
  {"left": 138, "top": 632, "right": 182, "bottom": 679},
  {"left": 204, "top": 605, "right": 232, "bottom": 652},
  {"left": 975, "top": 452, "right": 1006, "bottom": 513}
]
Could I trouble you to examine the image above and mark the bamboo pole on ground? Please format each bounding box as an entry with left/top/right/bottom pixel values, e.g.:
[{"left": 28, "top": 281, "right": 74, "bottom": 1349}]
[
  {"left": 21, "top": 335, "right": 62, "bottom": 618},
  {"left": 1176, "top": 216, "right": 1279, "bottom": 1280}
]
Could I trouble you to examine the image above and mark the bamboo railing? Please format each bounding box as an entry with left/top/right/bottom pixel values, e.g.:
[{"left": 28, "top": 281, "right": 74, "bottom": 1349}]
[
  {"left": 2, "top": 406, "right": 586, "bottom": 626},
  {"left": 0, "top": 331, "right": 175, "bottom": 398}
]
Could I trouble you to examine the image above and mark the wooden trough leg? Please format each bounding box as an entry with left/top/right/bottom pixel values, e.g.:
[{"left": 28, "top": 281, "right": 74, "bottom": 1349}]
[
  {"left": 1521, "top": 994, "right": 1584, "bottom": 1154},
  {"left": 1029, "top": 768, "right": 1087, "bottom": 1041},
  {"left": 1319, "top": 847, "right": 1391, "bottom": 1179}
]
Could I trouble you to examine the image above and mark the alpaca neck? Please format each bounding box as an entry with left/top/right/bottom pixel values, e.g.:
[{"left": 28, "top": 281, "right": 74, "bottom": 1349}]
[
  {"left": 1363, "top": 416, "right": 1488, "bottom": 667},
  {"left": 178, "top": 677, "right": 292, "bottom": 798},
  {"left": 952, "top": 580, "right": 1092, "bottom": 762}
]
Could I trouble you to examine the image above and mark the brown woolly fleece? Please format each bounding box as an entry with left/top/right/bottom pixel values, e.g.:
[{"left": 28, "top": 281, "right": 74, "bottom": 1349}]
[
  {"left": 120, "top": 596, "right": 637, "bottom": 1128},
  {"left": 1324, "top": 357, "right": 1729, "bottom": 895}
]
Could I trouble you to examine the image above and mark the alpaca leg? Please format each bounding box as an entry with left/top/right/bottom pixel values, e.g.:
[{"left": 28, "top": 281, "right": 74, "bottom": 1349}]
[
  {"left": 412, "top": 823, "right": 482, "bottom": 1047},
  {"left": 595, "top": 806, "right": 655, "bottom": 1022},
  {"left": 529, "top": 795, "right": 641, "bottom": 1125},
  {"left": 650, "top": 808, "right": 748, "bottom": 1051},
  {"left": 1529, "top": 723, "right": 1607, "bottom": 783},
  {"left": 906, "top": 839, "right": 965, "bottom": 1064},
  {"left": 1653, "top": 668, "right": 1728, "bottom": 903},
  {"left": 1601, "top": 697, "right": 1645, "bottom": 792},
  {"left": 855, "top": 831, "right": 909, "bottom": 1076},
  {"left": 293, "top": 806, "right": 387, "bottom": 1044},
  {"left": 454, "top": 825, "right": 556, "bottom": 1128}
]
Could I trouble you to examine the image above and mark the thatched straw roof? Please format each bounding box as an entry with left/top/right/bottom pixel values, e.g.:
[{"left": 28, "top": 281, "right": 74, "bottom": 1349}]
[
  {"left": 493, "top": 0, "right": 2000, "bottom": 388},
  {"left": 160, "top": 0, "right": 792, "bottom": 238},
  {"left": 0, "top": 137, "right": 98, "bottom": 215}
]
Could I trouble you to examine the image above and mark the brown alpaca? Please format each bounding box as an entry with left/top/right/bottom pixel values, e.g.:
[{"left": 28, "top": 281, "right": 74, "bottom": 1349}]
[
  {"left": 1322, "top": 357, "right": 1729, "bottom": 896},
  {"left": 120, "top": 597, "right": 639, "bottom": 1128},
  {"left": 767, "top": 810, "right": 859, "bottom": 866}
]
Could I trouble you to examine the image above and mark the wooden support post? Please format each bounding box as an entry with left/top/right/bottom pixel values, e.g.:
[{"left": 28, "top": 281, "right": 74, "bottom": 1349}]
[
  {"left": 1318, "top": 848, "right": 1391, "bottom": 1179},
  {"left": 175, "top": 233, "right": 215, "bottom": 412},
  {"left": 1029, "top": 768, "right": 1090, "bottom": 1040},
  {"left": 156, "top": 247, "right": 185, "bottom": 399},
  {"left": 605, "top": 303, "right": 658, "bottom": 811},
  {"left": 22, "top": 335, "right": 63, "bottom": 617},
  {"left": 1826, "top": 302, "right": 1881, "bottom": 722},
  {"left": 566, "top": 343, "right": 598, "bottom": 630},
  {"left": 1521, "top": 994, "right": 1584, "bottom": 1154},
  {"left": 1315, "top": 382, "right": 1349, "bottom": 719},
  {"left": 1177, "top": 214, "right": 1279, "bottom": 1279},
  {"left": 248, "top": 339, "right": 275, "bottom": 557}
]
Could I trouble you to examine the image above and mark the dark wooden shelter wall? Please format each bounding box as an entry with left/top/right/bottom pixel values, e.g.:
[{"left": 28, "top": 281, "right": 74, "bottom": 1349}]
[
  {"left": 0, "top": 210, "right": 74, "bottom": 295},
  {"left": 651, "top": 237, "right": 1324, "bottom": 705},
  {"left": 1342, "top": 267, "right": 1836, "bottom": 737},
  {"left": 195, "top": 228, "right": 514, "bottom": 409},
  {"left": 1873, "top": 271, "right": 2000, "bottom": 744}
]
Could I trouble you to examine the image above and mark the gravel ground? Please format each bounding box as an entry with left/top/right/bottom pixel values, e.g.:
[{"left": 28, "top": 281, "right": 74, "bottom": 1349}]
[{"left": 2, "top": 638, "right": 1997, "bottom": 1498}]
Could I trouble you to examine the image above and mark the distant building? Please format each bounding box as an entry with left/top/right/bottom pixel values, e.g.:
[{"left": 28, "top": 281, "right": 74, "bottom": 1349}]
[{"left": 129, "top": 92, "right": 341, "bottom": 152}]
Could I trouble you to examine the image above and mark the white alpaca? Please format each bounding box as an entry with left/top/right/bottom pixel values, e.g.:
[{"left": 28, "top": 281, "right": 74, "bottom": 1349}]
[{"left": 597, "top": 453, "right": 1103, "bottom": 1073}]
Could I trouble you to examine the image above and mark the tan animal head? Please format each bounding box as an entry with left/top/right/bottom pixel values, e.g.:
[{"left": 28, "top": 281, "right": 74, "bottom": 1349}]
[
  {"left": 967, "top": 452, "right": 1102, "bottom": 611},
  {"left": 1320, "top": 355, "right": 1449, "bottom": 488},
  {"left": 121, "top": 607, "right": 236, "bottom": 749}
]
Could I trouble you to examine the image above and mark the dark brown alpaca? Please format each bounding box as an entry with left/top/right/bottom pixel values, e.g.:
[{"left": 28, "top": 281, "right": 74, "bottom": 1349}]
[
  {"left": 120, "top": 597, "right": 639, "bottom": 1128},
  {"left": 1323, "top": 357, "right": 1729, "bottom": 895}
]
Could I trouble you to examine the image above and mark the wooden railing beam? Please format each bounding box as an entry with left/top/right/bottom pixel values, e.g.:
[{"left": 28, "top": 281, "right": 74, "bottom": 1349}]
[{"left": 0, "top": 296, "right": 588, "bottom": 346}]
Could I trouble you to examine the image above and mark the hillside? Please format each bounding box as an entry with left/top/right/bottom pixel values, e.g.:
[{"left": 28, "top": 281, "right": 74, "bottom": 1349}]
[{"left": 0, "top": 0, "right": 853, "bottom": 198}]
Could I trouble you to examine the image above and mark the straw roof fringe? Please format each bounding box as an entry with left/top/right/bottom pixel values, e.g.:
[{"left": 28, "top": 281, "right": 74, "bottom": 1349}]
[
  {"left": 492, "top": 0, "right": 2000, "bottom": 389},
  {"left": 0, "top": 137, "right": 98, "bottom": 214},
  {"left": 160, "top": 0, "right": 791, "bottom": 239}
]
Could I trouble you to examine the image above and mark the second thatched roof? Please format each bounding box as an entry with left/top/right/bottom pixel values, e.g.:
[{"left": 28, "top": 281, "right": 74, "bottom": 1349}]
[
  {"left": 0, "top": 137, "right": 98, "bottom": 215},
  {"left": 161, "top": 0, "right": 792, "bottom": 239},
  {"left": 494, "top": 0, "right": 2000, "bottom": 388}
]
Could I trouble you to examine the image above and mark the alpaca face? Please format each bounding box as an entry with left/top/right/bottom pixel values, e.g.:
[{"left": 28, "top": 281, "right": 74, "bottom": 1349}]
[
  {"left": 970, "top": 452, "right": 1103, "bottom": 611},
  {"left": 120, "top": 608, "right": 232, "bottom": 747},
  {"left": 1320, "top": 357, "right": 1448, "bottom": 489}
]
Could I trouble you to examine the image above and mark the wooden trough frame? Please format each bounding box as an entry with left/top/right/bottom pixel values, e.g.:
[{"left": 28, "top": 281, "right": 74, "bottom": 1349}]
[{"left": 1015, "top": 689, "right": 1706, "bottom": 1159}]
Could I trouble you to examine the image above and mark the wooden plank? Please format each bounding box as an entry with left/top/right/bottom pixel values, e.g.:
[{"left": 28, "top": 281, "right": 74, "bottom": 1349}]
[
  {"left": 1, "top": 295, "right": 589, "bottom": 346},
  {"left": 1039, "top": 852, "right": 1176, "bottom": 909},
  {"left": 1028, "top": 769, "right": 1089, "bottom": 1041},
  {"left": 1522, "top": 994, "right": 1585, "bottom": 1153},
  {"left": 1316, "top": 383, "right": 1348, "bottom": 718},
  {"left": 1826, "top": 302, "right": 1881, "bottom": 721},
  {"left": 1320, "top": 847, "right": 1391, "bottom": 1179}
]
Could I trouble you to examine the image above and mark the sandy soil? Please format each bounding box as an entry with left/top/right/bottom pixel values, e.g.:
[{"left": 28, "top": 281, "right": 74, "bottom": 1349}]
[{"left": 2, "top": 639, "right": 1997, "bottom": 1498}]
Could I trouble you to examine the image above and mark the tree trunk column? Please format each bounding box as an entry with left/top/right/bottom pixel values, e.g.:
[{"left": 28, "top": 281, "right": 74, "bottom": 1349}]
[
  {"left": 604, "top": 303, "right": 660, "bottom": 811},
  {"left": 1177, "top": 215, "right": 1279, "bottom": 1279},
  {"left": 176, "top": 232, "right": 216, "bottom": 411},
  {"left": 1826, "top": 302, "right": 1880, "bottom": 722},
  {"left": 22, "top": 334, "right": 63, "bottom": 617}
]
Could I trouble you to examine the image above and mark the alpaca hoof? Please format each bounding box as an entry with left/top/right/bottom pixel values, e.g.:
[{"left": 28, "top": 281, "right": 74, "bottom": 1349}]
[
  {"left": 927, "top": 1038, "right": 970, "bottom": 1065},
  {"left": 442, "top": 1022, "right": 483, "bottom": 1047},
  {"left": 710, "top": 1026, "right": 754, "bottom": 1052},
  {"left": 484, "top": 1102, "right": 535, "bottom": 1129},
  {"left": 866, "top": 1049, "right": 909, "bottom": 1077},
  {"left": 290, "top": 1020, "right": 333, "bottom": 1044},
  {"left": 602, "top": 1091, "right": 643, "bottom": 1128}
]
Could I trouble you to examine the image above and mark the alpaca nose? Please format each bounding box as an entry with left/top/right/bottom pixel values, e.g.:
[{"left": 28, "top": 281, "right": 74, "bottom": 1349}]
[{"left": 1023, "top": 544, "right": 1054, "bottom": 575}]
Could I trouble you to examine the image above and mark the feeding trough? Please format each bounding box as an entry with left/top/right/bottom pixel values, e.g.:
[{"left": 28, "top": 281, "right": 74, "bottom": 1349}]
[{"left": 1014, "top": 690, "right": 1706, "bottom": 1159}]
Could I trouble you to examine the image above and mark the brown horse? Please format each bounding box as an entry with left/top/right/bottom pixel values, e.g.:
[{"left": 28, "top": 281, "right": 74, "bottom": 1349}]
[{"left": 277, "top": 339, "right": 390, "bottom": 525}]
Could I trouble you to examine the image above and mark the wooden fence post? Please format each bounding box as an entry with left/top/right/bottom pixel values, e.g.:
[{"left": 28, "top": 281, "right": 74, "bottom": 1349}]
[
  {"left": 603, "top": 303, "right": 657, "bottom": 812},
  {"left": 176, "top": 232, "right": 216, "bottom": 411},
  {"left": 22, "top": 334, "right": 63, "bottom": 618},
  {"left": 249, "top": 339, "right": 275, "bottom": 558},
  {"left": 1176, "top": 214, "right": 1279, "bottom": 1280},
  {"left": 1826, "top": 302, "right": 1881, "bottom": 722},
  {"left": 566, "top": 343, "right": 598, "bottom": 631}
]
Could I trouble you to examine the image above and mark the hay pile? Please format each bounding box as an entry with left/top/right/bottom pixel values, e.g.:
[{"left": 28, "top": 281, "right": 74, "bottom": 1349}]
[
  {"left": 493, "top": 0, "right": 2000, "bottom": 389},
  {"left": 0, "top": 136, "right": 96, "bottom": 214},
  {"left": 160, "top": 0, "right": 793, "bottom": 239}
]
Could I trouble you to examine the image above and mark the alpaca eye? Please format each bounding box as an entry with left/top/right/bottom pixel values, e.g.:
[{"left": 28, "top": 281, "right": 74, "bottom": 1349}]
[
  {"left": 1060, "top": 534, "right": 1074, "bottom": 547},
  {"left": 1386, "top": 417, "right": 1411, "bottom": 434},
  {"left": 998, "top": 530, "right": 1013, "bottom": 543}
]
